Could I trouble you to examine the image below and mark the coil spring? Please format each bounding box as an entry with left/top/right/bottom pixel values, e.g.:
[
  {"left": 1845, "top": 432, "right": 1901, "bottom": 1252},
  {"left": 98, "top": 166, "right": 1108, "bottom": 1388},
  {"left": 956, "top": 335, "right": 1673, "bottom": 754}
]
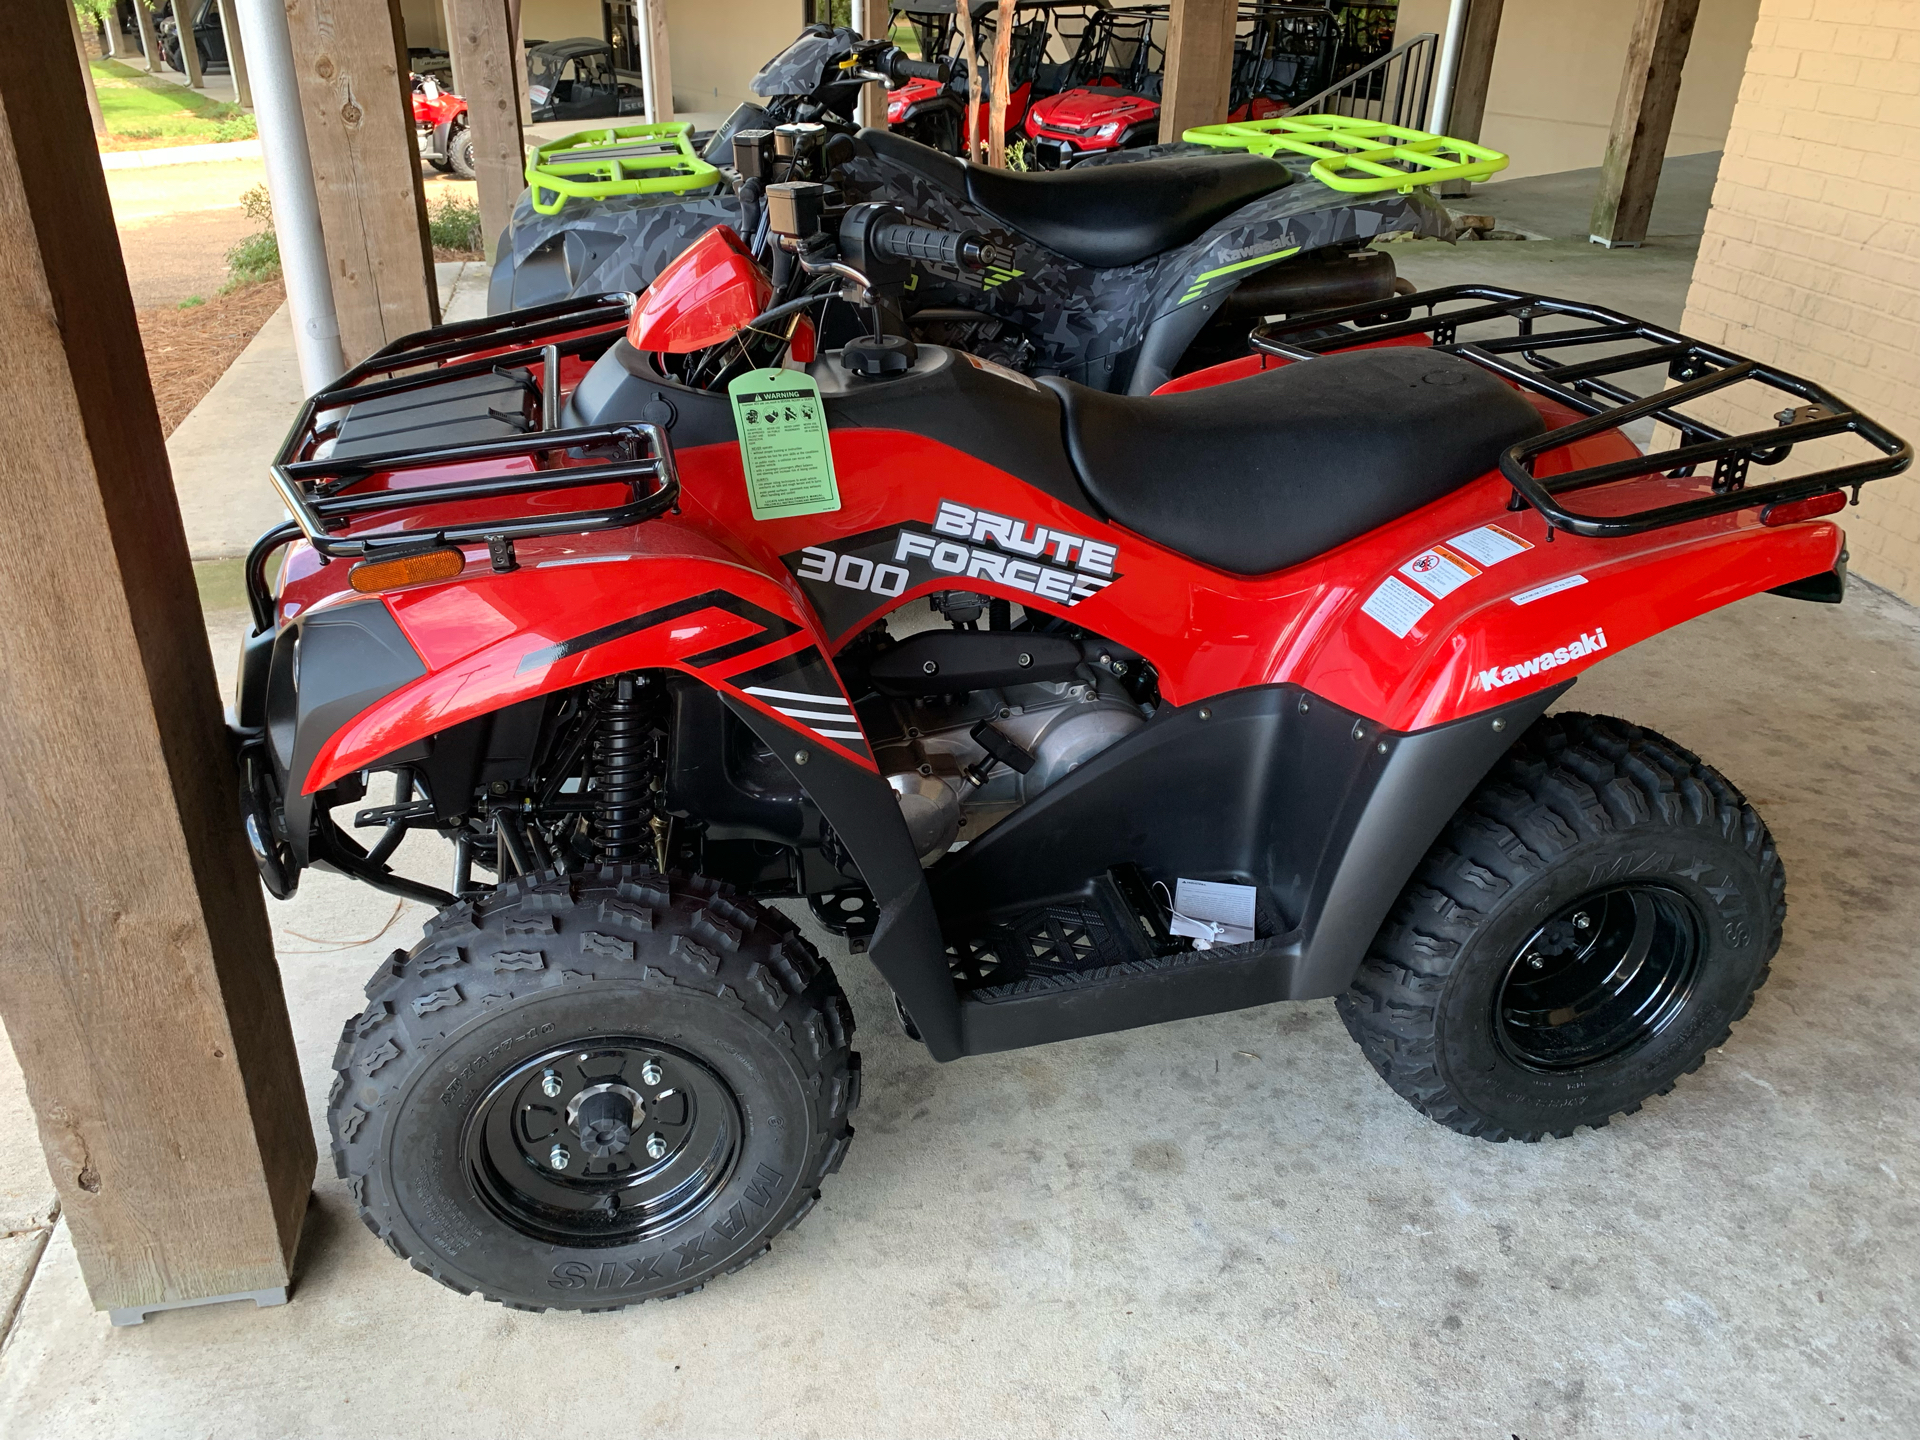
[{"left": 594, "top": 675, "right": 649, "bottom": 860}]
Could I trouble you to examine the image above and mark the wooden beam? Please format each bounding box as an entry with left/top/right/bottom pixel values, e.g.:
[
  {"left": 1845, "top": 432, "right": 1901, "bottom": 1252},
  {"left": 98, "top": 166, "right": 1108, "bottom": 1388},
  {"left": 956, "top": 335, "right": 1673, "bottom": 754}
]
[
  {"left": 1590, "top": 0, "right": 1701, "bottom": 248},
  {"left": 284, "top": 0, "right": 438, "bottom": 364},
  {"left": 987, "top": 0, "right": 1012, "bottom": 168},
  {"left": 640, "top": 0, "right": 674, "bottom": 125},
  {"left": 217, "top": 0, "right": 253, "bottom": 109},
  {"left": 134, "top": 1, "right": 163, "bottom": 74},
  {"left": 445, "top": 0, "right": 523, "bottom": 266},
  {"left": 1437, "top": 0, "right": 1503, "bottom": 197},
  {"left": 0, "top": 1, "right": 312, "bottom": 1320},
  {"left": 1157, "top": 0, "right": 1236, "bottom": 144},
  {"left": 176, "top": 0, "right": 206, "bottom": 89}
]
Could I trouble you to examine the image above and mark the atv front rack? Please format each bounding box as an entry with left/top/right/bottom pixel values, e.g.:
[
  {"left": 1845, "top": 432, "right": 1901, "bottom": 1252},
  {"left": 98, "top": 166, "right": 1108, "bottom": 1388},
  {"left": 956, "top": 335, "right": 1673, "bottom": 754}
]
[
  {"left": 1251, "top": 285, "right": 1911, "bottom": 538},
  {"left": 525, "top": 123, "right": 721, "bottom": 215},
  {"left": 249, "top": 293, "right": 675, "bottom": 631},
  {"left": 1184, "top": 115, "right": 1508, "bottom": 193}
]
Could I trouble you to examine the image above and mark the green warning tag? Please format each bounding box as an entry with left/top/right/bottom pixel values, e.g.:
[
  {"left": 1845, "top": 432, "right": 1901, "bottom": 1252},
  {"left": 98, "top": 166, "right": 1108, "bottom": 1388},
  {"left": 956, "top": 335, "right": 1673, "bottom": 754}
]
[{"left": 727, "top": 368, "right": 841, "bottom": 521}]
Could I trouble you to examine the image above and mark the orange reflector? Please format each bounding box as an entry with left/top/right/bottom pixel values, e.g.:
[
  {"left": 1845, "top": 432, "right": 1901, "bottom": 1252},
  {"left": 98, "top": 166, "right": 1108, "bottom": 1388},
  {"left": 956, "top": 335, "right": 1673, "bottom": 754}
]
[
  {"left": 349, "top": 547, "right": 465, "bottom": 593},
  {"left": 1759, "top": 492, "right": 1847, "bottom": 527}
]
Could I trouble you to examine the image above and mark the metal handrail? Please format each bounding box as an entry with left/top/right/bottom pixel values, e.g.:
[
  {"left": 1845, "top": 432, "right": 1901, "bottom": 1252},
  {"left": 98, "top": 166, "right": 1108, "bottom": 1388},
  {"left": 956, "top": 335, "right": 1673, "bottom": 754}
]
[{"left": 1284, "top": 30, "right": 1436, "bottom": 127}]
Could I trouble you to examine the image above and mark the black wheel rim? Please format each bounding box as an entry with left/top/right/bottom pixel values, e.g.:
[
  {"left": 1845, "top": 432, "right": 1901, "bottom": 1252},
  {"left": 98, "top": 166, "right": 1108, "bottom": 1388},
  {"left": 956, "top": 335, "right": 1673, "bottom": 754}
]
[
  {"left": 464, "top": 1039, "right": 741, "bottom": 1247},
  {"left": 1495, "top": 884, "right": 1705, "bottom": 1071}
]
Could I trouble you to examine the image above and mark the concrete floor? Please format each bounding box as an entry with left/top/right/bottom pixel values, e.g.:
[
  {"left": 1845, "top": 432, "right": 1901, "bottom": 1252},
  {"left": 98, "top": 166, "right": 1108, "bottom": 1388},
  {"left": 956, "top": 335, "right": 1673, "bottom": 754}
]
[{"left": 3, "top": 153, "right": 1918, "bottom": 1435}]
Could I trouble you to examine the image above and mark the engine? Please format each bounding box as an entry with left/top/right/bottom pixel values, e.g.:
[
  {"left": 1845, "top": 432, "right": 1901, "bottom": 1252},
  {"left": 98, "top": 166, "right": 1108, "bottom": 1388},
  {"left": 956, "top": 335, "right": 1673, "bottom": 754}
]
[{"left": 860, "top": 619, "right": 1151, "bottom": 865}]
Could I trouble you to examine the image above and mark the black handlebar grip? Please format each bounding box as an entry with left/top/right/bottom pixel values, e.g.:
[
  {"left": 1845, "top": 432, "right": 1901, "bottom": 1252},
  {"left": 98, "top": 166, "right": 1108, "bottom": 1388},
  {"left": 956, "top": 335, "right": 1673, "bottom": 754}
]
[
  {"left": 895, "top": 57, "right": 948, "bottom": 82},
  {"left": 871, "top": 220, "right": 980, "bottom": 270}
]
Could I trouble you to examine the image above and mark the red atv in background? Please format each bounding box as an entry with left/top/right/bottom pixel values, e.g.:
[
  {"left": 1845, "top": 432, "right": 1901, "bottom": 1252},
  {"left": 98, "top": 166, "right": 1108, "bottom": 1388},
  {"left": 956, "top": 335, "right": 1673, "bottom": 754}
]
[
  {"left": 1027, "top": 3, "right": 1341, "bottom": 167},
  {"left": 234, "top": 194, "right": 1907, "bottom": 1313},
  {"left": 412, "top": 72, "right": 475, "bottom": 180},
  {"left": 886, "top": 0, "right": 1086, "bottom": 155}
]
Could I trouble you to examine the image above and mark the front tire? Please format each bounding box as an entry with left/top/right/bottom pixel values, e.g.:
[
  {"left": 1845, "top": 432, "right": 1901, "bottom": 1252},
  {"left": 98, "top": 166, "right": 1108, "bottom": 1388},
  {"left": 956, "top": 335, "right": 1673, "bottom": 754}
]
[
  {"left": 329, "top": 866, "right": 858, "bottom": 1311},
  {"left": 1338, "top": 712, "right": 1782, "bottom": 1141}
]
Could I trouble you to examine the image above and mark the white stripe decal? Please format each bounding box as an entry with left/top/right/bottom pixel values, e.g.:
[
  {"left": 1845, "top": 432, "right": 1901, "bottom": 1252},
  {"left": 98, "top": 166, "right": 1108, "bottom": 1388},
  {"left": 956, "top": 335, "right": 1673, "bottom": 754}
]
[
  {"left": 776, "top": 707, "right": 859, "bottom": 724},
  {"left": 811, "top": 728, "right": 867, "bottom": 742},
  {"left": 745, "top": 685, "right": 849, "bottom": 707}
]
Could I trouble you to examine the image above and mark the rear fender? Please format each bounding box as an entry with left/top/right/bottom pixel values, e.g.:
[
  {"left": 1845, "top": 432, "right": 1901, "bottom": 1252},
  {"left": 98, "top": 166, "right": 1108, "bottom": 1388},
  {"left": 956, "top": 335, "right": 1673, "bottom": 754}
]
[{"left": 1293, "top": 495, "right": 1847, "bottom": 731}]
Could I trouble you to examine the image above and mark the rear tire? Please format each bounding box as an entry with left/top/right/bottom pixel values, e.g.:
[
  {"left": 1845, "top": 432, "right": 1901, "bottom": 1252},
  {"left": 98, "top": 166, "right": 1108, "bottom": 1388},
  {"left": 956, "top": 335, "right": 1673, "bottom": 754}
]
[
  {"left": 448, "top": 126, "right": 477, "bottom": 180},
  {"left": 328, "top": 865, "right": 858, "bottom": 1311},
  {"left": 1338, "top": 712, "right": 1782, "bottom": 1141}
]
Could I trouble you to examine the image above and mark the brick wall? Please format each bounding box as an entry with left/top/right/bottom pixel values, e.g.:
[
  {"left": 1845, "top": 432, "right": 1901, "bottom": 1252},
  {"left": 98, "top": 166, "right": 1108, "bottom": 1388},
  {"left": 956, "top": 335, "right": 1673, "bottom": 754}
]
[{"left": 1681, "top": 0, "right": 1920, "bottom": 603}]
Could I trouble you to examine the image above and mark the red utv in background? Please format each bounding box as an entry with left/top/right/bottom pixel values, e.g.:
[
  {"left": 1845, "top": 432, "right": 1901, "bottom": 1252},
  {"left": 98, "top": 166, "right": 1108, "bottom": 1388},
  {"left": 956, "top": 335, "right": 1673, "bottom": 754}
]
[
  {"left": 1027, "top": 3, "right": 1341, "bottom": 168},
  {"left": 412, "top": 73, "right": 476, "bottom": 180}
]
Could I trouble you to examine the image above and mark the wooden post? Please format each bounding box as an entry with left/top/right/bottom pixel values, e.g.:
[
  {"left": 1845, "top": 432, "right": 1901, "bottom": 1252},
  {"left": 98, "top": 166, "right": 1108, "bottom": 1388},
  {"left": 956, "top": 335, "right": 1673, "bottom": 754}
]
[
  {"left": 1437, "top": 0, "right": 1503, "bottom": 197},
  {"left": 1157, "top": 0, "right": 1235, "bottom": 143},
  {"left": 69, "top": 2, "right": 109, "bottom": 137},
  {"left": 958, "top": 2, "right": 982, "bottom": 163},
  {"left": 176, "top": 0, "right": 206, "bottom": 89},
  {"left": 987, "top": 0, "right": 1012, "bottom": 167},
  {"left": 217, "top": 0, "right": 253, "bottom": 108},
  {"left": 283, "top": 0, "right": 439, "bottom": 364},
  {"left": 507, "top": 0, "right": 530, "bottom": 125},
  {"left": 1589, "top": 0, "right": 1701, "bottom": 248},
  {"left": 134, "top": 1, "right": 163, "bottom": 73},
  {"left": 639, "top": 0, "right": 674, "bottom": 126},
  {"left": 0, "top": 1, "right": 313, "bottom": 1322},
  {"left": 445, "top": 0, "right": 523, "bottom": 265}
]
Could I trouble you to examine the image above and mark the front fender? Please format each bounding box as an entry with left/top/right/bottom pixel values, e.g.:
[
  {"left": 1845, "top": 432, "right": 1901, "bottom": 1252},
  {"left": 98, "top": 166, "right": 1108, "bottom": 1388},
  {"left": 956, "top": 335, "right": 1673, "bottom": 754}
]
[{"left": 303, "top": 551, "right": 873, "bottom": 794}]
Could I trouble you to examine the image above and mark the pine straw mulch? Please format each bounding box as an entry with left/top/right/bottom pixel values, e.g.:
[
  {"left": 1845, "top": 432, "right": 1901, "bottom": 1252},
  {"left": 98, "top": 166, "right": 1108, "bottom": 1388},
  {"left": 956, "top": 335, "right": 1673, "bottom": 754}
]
[{"left": 137, "top": 278, "right": 286, "bottom": 437}]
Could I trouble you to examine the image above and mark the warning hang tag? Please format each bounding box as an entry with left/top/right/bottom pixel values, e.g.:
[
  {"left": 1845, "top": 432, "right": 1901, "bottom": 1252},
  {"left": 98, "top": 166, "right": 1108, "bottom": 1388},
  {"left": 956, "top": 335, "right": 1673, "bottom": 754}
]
[{"left": 727, "top": 367, "right": 842, "bottom": 521}]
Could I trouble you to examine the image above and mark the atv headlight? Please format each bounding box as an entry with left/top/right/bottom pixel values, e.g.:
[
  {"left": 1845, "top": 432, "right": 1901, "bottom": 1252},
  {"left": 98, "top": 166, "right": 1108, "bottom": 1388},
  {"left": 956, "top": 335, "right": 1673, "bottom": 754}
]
[{"left": 1095, "top": 122, "right": 1121, "bottom": 139}]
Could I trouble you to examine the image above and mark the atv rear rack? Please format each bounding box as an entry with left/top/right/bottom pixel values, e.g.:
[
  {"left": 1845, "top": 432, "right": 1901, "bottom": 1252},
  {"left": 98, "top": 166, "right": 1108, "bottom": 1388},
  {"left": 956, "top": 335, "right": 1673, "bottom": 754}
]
[
  {"left": 1251, "top": 285, "right": 1912, "bottom": 538},
  {"left": 249, "top": 293, "right": 675, "bottom": 631}
]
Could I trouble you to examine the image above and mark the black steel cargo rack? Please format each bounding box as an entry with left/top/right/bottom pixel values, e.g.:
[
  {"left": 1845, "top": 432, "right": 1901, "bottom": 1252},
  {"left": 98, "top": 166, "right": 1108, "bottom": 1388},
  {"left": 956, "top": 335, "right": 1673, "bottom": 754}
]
[
  {"left": 246, "top": 293, "right": 675, "bottom": 631},
  {"left": 1251, "top": 285, "right": 1911, "bottom": 539}
]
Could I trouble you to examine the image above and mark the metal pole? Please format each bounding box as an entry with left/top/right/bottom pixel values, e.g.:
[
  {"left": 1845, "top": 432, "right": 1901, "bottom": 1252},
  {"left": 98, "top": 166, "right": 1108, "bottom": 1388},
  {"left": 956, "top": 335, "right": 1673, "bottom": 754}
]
[
  {"left": 232, "top": 0, "right": 343, "bottom": 393},
  {"left": 1427, "top": 0, "right": 1469, "bottom": 133}
]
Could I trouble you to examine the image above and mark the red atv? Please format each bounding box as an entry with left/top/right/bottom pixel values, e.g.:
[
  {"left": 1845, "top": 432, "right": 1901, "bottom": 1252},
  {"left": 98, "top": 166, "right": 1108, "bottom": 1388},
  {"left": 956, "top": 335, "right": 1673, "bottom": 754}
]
[
  {"left": 1027, "top": 4, "right": 1338, "bottom": 167},
  {"left": 234, "top": 200, "right": 1908, "bottom": 1312},
  {"left": 886, "top": 0, "right": 1063, "bottom": 155},
  {"left": 412, "top": 72, "right": 475, "bottom": 180}
]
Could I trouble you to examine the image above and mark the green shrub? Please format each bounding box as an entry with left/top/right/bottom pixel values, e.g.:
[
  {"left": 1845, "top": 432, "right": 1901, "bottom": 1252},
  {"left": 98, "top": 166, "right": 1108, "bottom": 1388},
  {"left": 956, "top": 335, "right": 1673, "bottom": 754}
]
[
  {"left": 178, "top": 295, "right": 206, "bottom": 309},
  {"left": 224, "top": 229, "right": 281, "bottom": 289},
  {"left": 428, "top": 193, "right": 484, "bottom": 254}
]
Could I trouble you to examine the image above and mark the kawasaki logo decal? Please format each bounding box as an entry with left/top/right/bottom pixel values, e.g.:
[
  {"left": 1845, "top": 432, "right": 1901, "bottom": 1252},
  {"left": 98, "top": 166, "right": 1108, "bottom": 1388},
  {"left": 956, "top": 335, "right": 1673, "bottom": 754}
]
[{"left": 1476, "top": 629, "right": 1608, "bottom": 691}]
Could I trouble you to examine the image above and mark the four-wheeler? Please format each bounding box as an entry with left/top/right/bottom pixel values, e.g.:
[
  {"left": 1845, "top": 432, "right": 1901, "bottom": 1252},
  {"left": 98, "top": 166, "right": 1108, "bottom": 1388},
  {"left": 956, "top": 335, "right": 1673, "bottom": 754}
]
[
  {"left": 883, "top": 0, "right": 1090, "bottom": 155},
  {"left": 412, "top": 73, "right": 475, "bottom": 181},
  {"left": 1025, "top": 4, "right": 1341, "bottom": 168},
  {"left": 526, "top": 37, "right": 648, "bottom": 124},
  {"left": 234, "top": 190, "right": 1908, "bottom": 1312},
  {"left": 490, "top": 29, "right": 1463, "bottom": 392}
]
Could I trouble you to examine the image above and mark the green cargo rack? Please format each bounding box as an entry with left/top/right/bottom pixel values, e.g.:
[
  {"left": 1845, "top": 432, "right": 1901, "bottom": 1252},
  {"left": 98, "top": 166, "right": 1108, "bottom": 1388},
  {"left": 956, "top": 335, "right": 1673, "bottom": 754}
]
[
  {"left": 1183, "top": 115, "right": 1508, "bottom": 194},
  {"left": 525, "top": 123, "right": 721, "bottom": 215}
]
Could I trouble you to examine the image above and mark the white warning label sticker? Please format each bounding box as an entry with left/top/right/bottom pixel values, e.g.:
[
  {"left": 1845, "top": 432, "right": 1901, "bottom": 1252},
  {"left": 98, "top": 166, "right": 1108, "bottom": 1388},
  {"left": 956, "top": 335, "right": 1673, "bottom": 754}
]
[
  {"left": 1447, "top": 524, "right": 1534, "bottom": 567},
  {"left": 1401, "top": 546, "right": 1480, "bottom": 599},
  {"left": 1511, "top": 574, "right": 1590, "bottom": 605},
  {"left": 1361, "top": 576, "right": 1434, "bottom": 638}
]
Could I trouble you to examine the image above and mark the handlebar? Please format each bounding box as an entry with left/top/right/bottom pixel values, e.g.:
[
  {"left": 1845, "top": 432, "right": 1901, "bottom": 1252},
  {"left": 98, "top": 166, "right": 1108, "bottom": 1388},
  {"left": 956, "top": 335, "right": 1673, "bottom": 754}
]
[
  {"left": 868, "top": 218, "right": 1011, "bottom": 273},
  {"left": 891, "top": 55, "right": 952, "bottom": 84}
]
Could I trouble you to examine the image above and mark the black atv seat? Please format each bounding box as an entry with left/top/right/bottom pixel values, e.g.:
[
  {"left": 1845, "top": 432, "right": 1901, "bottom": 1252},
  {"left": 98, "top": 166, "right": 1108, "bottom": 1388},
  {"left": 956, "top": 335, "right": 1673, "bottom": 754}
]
[
  {"left": 1039, "top": 349, "right": 1547, "bottom": 576},
  {"left": 859, "top": 128, "right": 1290, "bottom": 269}
]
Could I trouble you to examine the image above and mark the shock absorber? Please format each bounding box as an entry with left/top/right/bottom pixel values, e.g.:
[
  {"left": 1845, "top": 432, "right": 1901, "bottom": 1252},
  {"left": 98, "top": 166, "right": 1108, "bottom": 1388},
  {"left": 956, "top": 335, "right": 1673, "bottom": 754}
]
[{"left": 594, "top": 675, "right": 649, "bottom": 861}]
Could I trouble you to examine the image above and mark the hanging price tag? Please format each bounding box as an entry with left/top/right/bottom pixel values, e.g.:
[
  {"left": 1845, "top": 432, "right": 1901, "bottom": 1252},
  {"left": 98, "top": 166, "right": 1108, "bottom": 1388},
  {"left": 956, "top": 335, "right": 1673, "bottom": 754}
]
[{"left": 726, "top": 367, "right": 841, "bottom": 521}]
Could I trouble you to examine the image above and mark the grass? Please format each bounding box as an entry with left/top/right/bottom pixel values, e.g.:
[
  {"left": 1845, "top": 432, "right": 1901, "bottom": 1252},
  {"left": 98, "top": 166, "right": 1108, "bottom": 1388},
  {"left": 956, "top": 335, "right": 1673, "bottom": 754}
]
[{"left": 91, "top": 58, "right": 256, "bottom": 150}]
